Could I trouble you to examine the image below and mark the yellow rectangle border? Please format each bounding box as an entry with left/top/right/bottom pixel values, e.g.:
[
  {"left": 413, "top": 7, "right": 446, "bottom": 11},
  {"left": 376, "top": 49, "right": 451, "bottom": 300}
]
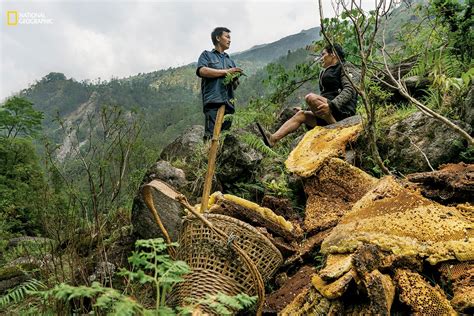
[{"left": 7, "top": 11, "right": 19, "bottom": 26}]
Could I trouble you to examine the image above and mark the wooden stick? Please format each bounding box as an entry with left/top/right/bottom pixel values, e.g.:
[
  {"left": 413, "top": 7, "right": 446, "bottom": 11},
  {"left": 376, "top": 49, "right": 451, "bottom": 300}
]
[{"left": 200, "top": 105, "right": 226, "bottom": 213}]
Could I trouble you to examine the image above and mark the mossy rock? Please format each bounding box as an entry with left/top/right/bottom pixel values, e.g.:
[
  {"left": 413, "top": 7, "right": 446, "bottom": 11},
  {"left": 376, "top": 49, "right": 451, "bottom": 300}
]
[{"left": 0, "top": 264, "right": 37, "bottom": 294}]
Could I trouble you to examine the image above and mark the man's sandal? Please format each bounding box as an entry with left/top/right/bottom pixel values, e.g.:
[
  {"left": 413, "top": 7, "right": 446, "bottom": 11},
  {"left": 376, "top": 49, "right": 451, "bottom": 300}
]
[{"left": 256, "top": 122, "right": 273, "bottom": 148}]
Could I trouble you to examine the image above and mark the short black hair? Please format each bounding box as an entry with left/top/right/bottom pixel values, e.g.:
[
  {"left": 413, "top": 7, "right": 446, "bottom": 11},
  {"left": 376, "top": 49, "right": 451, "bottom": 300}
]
[
  {"left": 211, "top": 27, "right": 231, "bottom": 45},
  {"left": 324, "top": 43, "right": 345, "bottom": 61}
]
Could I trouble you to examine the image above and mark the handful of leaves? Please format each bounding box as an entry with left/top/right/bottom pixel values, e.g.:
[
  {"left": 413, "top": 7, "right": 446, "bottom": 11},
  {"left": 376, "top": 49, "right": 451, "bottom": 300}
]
[{"left": 223, "top": 72, "right": 243, "bottom": 86}]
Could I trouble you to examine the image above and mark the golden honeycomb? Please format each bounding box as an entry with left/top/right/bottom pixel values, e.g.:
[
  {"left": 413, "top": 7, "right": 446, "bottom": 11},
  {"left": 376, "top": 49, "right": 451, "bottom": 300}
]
[
  {"left": 303, "top": 158, "right": 378, "bottom": 233},
  {"left": 312, "top": 270, "right": 355, "bottom": 299},
  {"left": 439, "top": 261, "right": 474, "bottom": 312},
  {"left": 280, "top": 285, "right": 335, "bottom": 315},
  {"left": 321, "top": 177, "right": 474, "bottom": 265},
  {"left": 207, "top": 191, "right": 294, "bottom": 232},
  {"left": 395, "top": 269, "right": 456, "bottom": 315},
  {"left": 457, "top": 203, "right": 474, "bottom": 223},
  {"left": 319, "top": 253, "right": 353, "bottom": 280},
  {"left": 285, "top": 124, "right": 362, "bottom": 178}
]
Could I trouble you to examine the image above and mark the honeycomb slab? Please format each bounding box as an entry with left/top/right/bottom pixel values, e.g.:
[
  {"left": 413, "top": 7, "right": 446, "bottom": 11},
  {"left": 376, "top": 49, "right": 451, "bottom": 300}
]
[
  {"left": 303, "top": 158, "right": 378, "bottom": 234},
  {"left": 321, "top": 177, "right": 474, "bottom": 265},
  {"left": 285, "top": 124, "right": 362, "bottom": 177},
  {"left": 364, "top": 270, "right": 395, "bottom": 315},
  {"left": 312, "top": 270, "right": 355, "bottom": 299},
  {"left": 395, "top": 269, "right": 456, "bottom": 315},
  {"left": 280, "top": 285, "right": 340, "bottom": 315},
  {"left": 319, "top": 254, "right": 353, "bottom": 281},
  {"left": 439, "top": 261, "right": 474, "bottom": 312},
  {"left": 208, "top": 192, "right": 297, "bottom": 241}
]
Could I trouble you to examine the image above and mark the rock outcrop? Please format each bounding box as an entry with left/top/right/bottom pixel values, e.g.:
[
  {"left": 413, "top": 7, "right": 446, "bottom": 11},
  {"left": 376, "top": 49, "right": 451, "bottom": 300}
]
[
  {"left": 160, "top": 125, "right": 204, "bottom": 161},
  {"left": 386, "top": 111, "right": 472, "bottom": 173},
  {"left": 217, "top": 131, "right": 264, "bottom": 188}
]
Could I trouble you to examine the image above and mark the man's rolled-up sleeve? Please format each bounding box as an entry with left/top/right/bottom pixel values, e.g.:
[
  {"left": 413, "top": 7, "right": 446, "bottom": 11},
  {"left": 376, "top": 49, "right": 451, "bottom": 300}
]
[{"left": 196, "top": 52, "right": 209, "bottom": 77}]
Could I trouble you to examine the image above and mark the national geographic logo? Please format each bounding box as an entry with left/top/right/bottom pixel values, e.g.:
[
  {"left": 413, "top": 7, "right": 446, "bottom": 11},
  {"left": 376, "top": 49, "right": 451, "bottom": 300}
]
[{"left": 6, "top": 11, "right": 54, "bottom": 26}]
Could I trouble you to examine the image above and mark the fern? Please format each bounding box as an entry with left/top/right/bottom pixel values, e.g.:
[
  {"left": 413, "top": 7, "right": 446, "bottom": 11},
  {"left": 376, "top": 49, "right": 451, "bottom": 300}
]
[
  {"left": 190, "top": 292, "right": 257, "bottom": 316},
  {"left": 406, "top": 48, "right": 464, "bottom": 85},
  {"left": 35, "top": 281, "right": 144, "bottom": 316},
  {"left": 0, "top": 278, "right": 46, "bottom": 308},
  {"left": 23, "top": 239, "right": 189, "bottom": 315},
  {"left": 237, "top": 132, "right": 278, "bottom": 157},
  {"left": 118, "top": 238, "right": 190, "bottom": 310}
]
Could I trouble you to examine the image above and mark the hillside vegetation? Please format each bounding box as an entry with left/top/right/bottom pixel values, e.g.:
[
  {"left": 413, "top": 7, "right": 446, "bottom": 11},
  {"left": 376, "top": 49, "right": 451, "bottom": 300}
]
[{"left": 0, "top": 1, "right": 473, "bottom": 314}]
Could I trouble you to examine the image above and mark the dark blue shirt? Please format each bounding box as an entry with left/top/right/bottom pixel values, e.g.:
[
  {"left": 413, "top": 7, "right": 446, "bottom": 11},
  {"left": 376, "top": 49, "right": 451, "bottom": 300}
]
[{"left": 196, "top": 49, "right": 237, "bottom": 112}]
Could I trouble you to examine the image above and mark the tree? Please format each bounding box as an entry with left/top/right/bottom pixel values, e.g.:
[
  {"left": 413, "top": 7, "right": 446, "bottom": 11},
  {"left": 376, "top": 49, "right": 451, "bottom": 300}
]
[
  {"left": 0, "top": 97, "right": 44, "bottom": 138},
  {"left": 317, "top": 0, "right": 473, "bottom": 175},
  {"left": 318, "top": 0, "right": 394, "bottom": 174},
  {"left": 0, "top": 137, "right": 47, "bottom": 235}
]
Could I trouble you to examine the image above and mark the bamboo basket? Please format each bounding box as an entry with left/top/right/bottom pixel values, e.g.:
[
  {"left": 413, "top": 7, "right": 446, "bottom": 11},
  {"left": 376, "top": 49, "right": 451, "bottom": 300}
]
[{"left": 168, "top": 213, "right": 283, "bottom": 312}]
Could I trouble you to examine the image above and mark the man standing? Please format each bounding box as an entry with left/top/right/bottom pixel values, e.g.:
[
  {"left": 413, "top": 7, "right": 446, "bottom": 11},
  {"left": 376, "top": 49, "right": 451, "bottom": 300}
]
[{"left": 196, "top": 27, "right": 243, "bottom": 140}]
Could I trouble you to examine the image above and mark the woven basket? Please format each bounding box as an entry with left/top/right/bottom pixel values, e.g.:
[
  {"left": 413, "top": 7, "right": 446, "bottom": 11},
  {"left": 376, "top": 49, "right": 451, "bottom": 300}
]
[{"left": 168, "top": 213, "right": 283, "bottom": 311}]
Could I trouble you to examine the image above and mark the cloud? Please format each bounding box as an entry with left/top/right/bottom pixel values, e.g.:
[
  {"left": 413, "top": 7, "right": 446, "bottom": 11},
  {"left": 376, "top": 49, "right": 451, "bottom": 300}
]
[{"left": 0, "top": 0, "right": 344, "bottom": 101}]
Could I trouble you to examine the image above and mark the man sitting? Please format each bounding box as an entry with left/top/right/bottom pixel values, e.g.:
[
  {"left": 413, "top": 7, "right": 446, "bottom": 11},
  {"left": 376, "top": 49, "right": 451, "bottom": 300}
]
[{"left": 257, "top": 44, "right": 360, "bottom": 147}]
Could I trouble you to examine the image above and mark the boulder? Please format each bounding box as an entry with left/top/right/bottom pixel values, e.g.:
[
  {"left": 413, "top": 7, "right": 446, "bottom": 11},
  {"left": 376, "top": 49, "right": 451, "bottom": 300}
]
[
  {"left": 160, "top": 125, "right": 204, "bottom": 161},
  {"left": 88, "top": 261, "right": 116, "bottom": 283},
  {"left": 459, "top": 85, "right": 474, "bottom": 128},
  {"left": 146, "top": 160, "right": 187, "bottom": 189},
  {"left": 217, "top": 130, "right": 263, "bottom": 187},
  {"left": 386, "top": 111, "right": 472, "bottom": 173},
  {"left": 0, "top": 264, "right": 36, "bottom": 294},
  {"left": 131, "top": 160, "right": 187, "bottom": 241}
]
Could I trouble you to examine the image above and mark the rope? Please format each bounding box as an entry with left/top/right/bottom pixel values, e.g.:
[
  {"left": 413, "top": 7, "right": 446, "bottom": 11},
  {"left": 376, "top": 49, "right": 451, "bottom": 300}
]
[{"left": 142, "top": 183, "right": 177, "bottom": 259}]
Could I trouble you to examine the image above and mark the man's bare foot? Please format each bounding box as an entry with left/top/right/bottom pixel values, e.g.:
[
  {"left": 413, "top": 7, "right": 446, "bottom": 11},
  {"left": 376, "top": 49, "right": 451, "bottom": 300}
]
[
  {"left": 268, "top": 134, "right": 277, "bottom": 147},
  {"left": 256, "top": 122, "right": 275, "bottom": 148}
]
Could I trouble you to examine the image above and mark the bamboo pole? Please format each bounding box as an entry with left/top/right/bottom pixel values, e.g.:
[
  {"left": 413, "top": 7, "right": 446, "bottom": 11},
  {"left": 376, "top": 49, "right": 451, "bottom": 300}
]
[{"left": 200, "top": 105, "right": 226, "bottom": 213}]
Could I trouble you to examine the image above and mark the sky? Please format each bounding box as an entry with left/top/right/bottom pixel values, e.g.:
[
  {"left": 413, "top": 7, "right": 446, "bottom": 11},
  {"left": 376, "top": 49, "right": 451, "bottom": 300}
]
[{"left": 0, "top": 0, "right": 374, "bottom": 101}]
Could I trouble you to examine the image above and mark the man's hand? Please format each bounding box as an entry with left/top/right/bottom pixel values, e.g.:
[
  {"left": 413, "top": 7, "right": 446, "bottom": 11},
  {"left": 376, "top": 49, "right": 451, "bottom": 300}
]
[
  {"left": 314, "top": 97, "right": 330, "bottom": 117},
  {"left": 227, "top": 67, "right": 243, "bottom": 75},
  {"left": 305, "top": 93, "right": 331, "bottom": 117}
]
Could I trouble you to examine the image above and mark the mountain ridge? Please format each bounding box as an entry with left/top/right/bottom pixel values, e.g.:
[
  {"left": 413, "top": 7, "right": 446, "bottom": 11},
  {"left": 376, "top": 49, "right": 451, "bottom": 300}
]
[{"left": 17, "top": 26, "right": 321, "bottom": 152}]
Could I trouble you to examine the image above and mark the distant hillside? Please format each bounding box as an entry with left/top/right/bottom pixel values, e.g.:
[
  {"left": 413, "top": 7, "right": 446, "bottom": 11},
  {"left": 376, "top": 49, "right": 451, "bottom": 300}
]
[
  {"left": 233, "top": 27, "right": 319, "bottom": 65},
  {"left": 18, "top": 27, "right": 321, "bottom": 151},
  {"left": 16, "top": 0, "right": 416, "bottom": 156}
]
